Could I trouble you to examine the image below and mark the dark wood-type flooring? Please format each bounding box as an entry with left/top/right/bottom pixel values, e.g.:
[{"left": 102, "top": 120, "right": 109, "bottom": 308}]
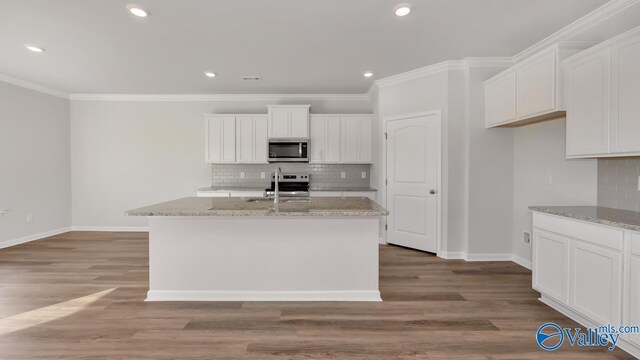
[{"left": 0, "top": 231, "right": 634, "bottom": 359}]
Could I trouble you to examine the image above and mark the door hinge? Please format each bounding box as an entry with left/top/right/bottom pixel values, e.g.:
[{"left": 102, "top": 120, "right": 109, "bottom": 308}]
[
  {"left": 385, "top": 224, "right": 388, "bottom": 231},
  {"left": 384, "top": 133, "right": 388, "bottom": 140},
  {"left": 385, "top": 179, "right": 388, "bottom": 186}
]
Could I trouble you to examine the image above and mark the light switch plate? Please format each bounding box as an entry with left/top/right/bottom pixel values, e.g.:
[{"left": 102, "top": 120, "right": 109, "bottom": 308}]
[{"left": 260, "top": 172, "right": 266, "bottom": 179}]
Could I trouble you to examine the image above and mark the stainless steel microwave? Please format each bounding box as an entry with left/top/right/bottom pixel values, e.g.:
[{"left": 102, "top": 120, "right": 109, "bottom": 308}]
[{"left": 268, "top": 139, "right": 309, "bottom": 163}]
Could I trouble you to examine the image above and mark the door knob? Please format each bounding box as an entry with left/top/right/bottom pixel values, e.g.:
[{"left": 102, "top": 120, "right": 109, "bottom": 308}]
[{"left": 429, "top": 189, "right": 437, "bottom": 195}]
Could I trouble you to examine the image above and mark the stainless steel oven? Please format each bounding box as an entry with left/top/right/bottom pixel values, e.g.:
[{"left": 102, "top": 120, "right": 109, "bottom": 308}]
[{"left": 268, "top": 139, "right": 308, "bottom": 163}]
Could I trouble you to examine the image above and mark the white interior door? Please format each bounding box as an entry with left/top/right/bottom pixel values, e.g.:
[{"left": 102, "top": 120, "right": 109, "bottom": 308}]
[{"left": 386, "top": 113, "right": 440, "bottom": 253}]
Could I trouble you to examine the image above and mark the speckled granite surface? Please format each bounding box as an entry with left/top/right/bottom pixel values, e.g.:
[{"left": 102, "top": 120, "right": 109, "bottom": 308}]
[
  {"left": 529, "top": 206, "right": 640, "bottom": 232},
  {"left": 128, "top": 197, "right": 388, "bottom": 217},
  {"left": 197, "top": 186, "right": 377, "bottom": 192}
]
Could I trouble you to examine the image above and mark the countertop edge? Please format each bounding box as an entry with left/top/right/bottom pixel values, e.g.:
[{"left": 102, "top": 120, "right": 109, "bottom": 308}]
[{"left": 529, "top": 206, "right": 640, "bottom": 232}]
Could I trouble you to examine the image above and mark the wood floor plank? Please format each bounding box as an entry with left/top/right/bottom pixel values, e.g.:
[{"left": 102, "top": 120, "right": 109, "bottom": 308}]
[{"left": 0, "top": 232, "right": 635, "bottom": 359}]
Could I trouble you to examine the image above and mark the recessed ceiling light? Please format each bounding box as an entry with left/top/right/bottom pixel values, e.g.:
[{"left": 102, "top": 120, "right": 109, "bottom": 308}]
[
  {"left": 127, "top": 4, "right": 150, "bottom": 17},
  {"left": 25, "top": 44, "right": 45, "bottom": 53},
  {"left": 363, "top": 72, "right": 374, "bottom": 78},
  {"left": 394, "top": 3, "right": 412, "bottom": 16},
  {"left": 204, "top": 71, "right": 217, "bottom": 78}
]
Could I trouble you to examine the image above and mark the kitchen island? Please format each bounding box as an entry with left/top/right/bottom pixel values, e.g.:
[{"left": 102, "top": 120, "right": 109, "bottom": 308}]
[{"left": 127, "top": 197, "right": 388, "bottom": 302}]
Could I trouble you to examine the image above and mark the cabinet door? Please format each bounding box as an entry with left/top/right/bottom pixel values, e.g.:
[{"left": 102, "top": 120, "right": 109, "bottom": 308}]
[
  {"left": 532, "top": 229, "right": 570, "bottom": 304},
  {"left": 326, "top": 116, "right": 342, "bottom": 162},
  {"left": 205, "top": 116, "right": 235, "bottom": 163},
  {"left": 310, "top": 116, "right": 327, "bottom": 162},
  {"left": 485, "top": 70, "right": 517, "bottom": 127},
  {"left": 565, "top": 50, "right": 610, "bottom": 157},
  {"left": 627, "top": 255, "right": 640, "bottom": 347},
  {"left": 289, "top": 107, "right": 309, "bottom": 138},
  {"left": 341, "top": 116, "right": 361, "bottom": 163},
  {"left": 236, "top": 116, "right": 254, "bottom": 163},
  {"left": 358, "top": 116, "right": 373, "bottom": 163},
  {"left": 517, "top": 51, "right": 557, "bottom": 118},
  {"left": 569, "top": 240, "right": 622, "bottom": 325},
  {"left": 269, "top": 108, "right": 290, "bottom": 138},
  {"left": 611, "top": 35, "right": 640, "bottom": 154},
  {"left": 253, "top": 116, "right": 268, "bottom": 163}
]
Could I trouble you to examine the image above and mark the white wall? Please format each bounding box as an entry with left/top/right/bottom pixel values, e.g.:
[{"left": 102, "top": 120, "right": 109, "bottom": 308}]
[
  {"left": 0, "top": 81, "right": 71, "bottom": 245},
  {"left": 376, "top": 70, "right": 468, "bottom": 254},
  {"left": 466, "top": 66, "right": 515, "bottom": 256},
  {"left": 70, "top": 99, "right": 372, "bottom": 228},
  {"left": 512, "top": 119, "right": 597, "bottom": 264}
]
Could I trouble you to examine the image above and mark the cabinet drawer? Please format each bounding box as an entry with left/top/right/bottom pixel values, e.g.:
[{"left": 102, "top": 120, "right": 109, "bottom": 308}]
[{"left": 533, "top": 213, "right": 623, "bottom": 251}]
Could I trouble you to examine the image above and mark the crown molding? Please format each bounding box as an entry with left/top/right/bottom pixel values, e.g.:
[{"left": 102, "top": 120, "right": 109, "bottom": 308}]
[
  {"left": 69, "top": 93, "right": 370, "bottom": 102},
  {"left": 512, "top": 0, "right": 640, "bottom": 63},
  {"left": 0, "top": 73, "right": 69, "bottom": 99}
]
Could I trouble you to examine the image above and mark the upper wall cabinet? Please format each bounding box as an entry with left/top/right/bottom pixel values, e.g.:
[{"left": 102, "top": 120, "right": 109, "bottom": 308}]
[
  {"left": 485, "top": 43, "right": 592, "bottom": 128},
  {"left": 205, "top": 114, "right": 268, "bottom": 164},
  {"left": 310, "top": 114, "right": 373, "bottom": 164},
  {"left": 565, "top": 26, "right": 640, "bottom": 158},
  {"left": 485, "top": 70, "right": 517, "bottom": 127},
  {"left": 236, "top": 115, "right": 268, "bottom": 164},
  {"left": 205, "top": 115, "right": 236, "bottom": 163},
  {"left": 267, "top": 105, "right": 310, "bottom": 139}
]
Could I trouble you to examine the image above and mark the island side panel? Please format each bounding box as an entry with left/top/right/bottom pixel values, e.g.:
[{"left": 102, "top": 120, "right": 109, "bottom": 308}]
[{"left": 146, "top": 216, "right": 380, "bottom": 301}]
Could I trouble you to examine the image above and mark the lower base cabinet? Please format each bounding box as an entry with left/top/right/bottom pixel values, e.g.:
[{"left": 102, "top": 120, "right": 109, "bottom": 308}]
[
  {"left": 533, "top": 212, "right": 640, "bottom": 357},
  {"left": 569, "top": 240, "right": 622, "bottom": 326},
  {"left": 626, "top": 233, "right": 640, "bottom": 348},
  {"left": 532, "top": 229, "right": 570, "bottom": 304}
]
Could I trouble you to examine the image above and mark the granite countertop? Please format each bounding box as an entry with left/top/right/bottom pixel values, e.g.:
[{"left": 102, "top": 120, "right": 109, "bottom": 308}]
[
  {"left": 529, "top": 206, "right": 640, "bottom": 232},
  {"left": 198, "top": 186, "right": 377, "bottom": 192},
  {"left": 127, "top": 197, "right": 389, "bottom": 217}
]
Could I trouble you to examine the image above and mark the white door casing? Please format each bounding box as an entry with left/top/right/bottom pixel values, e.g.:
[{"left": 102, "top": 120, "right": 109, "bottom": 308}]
[{"left": 385, "top": 112, "right": 441, "bottom": 253}]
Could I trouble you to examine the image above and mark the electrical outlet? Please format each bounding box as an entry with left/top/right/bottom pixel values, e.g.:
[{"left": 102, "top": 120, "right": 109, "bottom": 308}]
[
  {"left": 523, "top": 231, "right": 531, "bottom": 245},
  {"left": 637, "top": 175, "right": 640, "bottom": 191},
  {"left": 260, "top": 172, "right": 266, "bottom": 179},
  {"left": 361, "top": 172, "right": 367, "bottom": 179},
  {"left": 240, "top": 172, "right": 245, "bottom": 179},
  {"left": 26, "top": 214, "right": 33, "bottom": 223},
  {"left": 545, "top": 174, "right": 553, "bottom": 185},
  {"left": 340, "top": 172, "right": 346, "bottom": 179}
]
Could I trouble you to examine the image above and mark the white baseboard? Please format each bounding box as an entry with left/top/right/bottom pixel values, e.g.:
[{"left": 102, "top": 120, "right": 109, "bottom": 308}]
[
  {"left": 438, "top": 251, "right": 465, "bottom": 259},
  {"left": 0, "top": 227, "right": 71, "bottom": 250},
  {"left": 70, "top": 226, "right": 149, "bottom": 232},
  {"left": 464, "top": 253, "right": 513, "bottom": 261},
  {"left": 511, "top": 254, "right": 532, "bottom": 270},
  {"left": 146, "top": 290, "right": 382, "bottom": 302}
]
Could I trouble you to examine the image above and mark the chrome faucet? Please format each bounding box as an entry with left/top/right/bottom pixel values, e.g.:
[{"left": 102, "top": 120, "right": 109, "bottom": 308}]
[{"left": 273, "top": 166, "right": 282, "bottom": 204}]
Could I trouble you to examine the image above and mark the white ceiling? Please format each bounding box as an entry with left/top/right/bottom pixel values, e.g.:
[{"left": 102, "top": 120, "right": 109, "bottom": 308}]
[{"left": 0, "top": 0, "right": 608, "bottom": 94}]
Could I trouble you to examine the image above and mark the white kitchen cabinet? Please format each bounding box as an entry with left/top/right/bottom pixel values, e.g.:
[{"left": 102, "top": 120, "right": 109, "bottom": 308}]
[
  {"left": 205, "top": 115, "right": 236, "bottom": 163},
  {"left": 569, "top": 240, "right": 623, "bottom": 325},
  {"left": 485, "top": 43, "right": 591, "bottom": 128},
  {"left": 532, "top": 229, "right": 570, "bottom": 304},
  {"left": 485, "top": 70, "right": 516, "bottom": 127},
  {"left": 565, "top": 49, "right": 610, "bottom": 157},
  {"left": 310, "top": 115, "right": 341, "bottom": 163},
  {"left": 341, "top": 115, "right": 373, "bottom": 163},
  {"left": 610, "top": 33, "right": 640, "bottom": 154},
  {"left": 517, "top": 50, "right": 557, "bottom": 119},
  {"left": 565, "top": 26, "right": 640, "bottom": 158},
  {"left": 236, "top": 115, "right": 268, "bottom": 164},
  {"left": 267, "top": 105, "right": 310, "bottom": 139},
  {"left": 626, "top": 232, "right": 640, "bottom": 348}
]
